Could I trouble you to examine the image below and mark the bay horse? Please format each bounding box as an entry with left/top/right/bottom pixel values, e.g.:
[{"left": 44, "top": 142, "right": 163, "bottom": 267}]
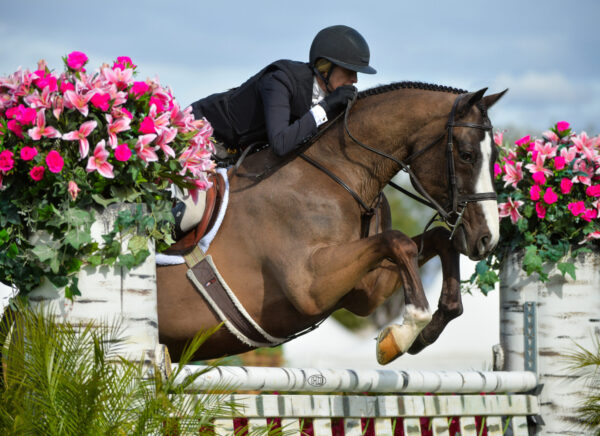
[{"left": 157, "top": 83, "right": 506, "bottom": 365}]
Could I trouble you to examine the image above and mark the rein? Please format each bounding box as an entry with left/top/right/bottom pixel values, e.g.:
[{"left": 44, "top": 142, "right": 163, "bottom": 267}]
[{"left": 303, "top": 91, "right": 497, "bottom": 240}]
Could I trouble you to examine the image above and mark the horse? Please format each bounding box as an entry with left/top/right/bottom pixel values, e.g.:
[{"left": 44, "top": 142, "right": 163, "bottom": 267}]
[{"left": 157, "top": 82, "right": 507, "bottom": 365}]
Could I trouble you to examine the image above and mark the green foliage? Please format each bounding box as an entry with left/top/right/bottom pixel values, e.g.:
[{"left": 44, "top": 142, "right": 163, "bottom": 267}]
[
  {"left": 0, "top": 305, "right": 240, "bottom": 435},
  {"left": 565, "top": 334, "right": 600, "bottom": 435}
]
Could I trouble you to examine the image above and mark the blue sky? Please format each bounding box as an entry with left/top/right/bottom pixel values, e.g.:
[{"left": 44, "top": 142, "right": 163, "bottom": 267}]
[{"left": 2, "top": 0, "right": 599, "bottom": 135}]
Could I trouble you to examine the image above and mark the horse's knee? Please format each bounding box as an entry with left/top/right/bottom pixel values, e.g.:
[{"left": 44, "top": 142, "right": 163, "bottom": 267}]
[
  {"left": 385, "top": 231, "right": 419, "bottom": 259},
  {"left": 443, "top": 301, "right": 463, "bottom": 320}
]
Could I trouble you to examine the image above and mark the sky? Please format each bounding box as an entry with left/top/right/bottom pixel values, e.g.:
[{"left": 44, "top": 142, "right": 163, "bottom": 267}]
[{"left": 1, "top": 0, "right": 599, "bottom": 136}]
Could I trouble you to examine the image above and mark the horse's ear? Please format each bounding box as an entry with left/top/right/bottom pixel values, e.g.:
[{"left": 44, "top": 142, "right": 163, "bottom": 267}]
[
  {"left": 456, "top": 87, "right": 488, "bottom": 117},
  {"left": 482, "top": 88, "right": 508, "bottom": 109}
]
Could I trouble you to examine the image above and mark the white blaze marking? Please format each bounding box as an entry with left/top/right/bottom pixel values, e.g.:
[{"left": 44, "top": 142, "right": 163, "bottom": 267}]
[{"left": 475, "top": 133, "right": 500, "bottom": 246}]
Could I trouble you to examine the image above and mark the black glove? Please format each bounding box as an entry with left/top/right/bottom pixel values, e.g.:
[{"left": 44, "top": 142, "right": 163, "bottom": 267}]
[{"left": 318, "top": 85, "right": 357, "bottom": 119}]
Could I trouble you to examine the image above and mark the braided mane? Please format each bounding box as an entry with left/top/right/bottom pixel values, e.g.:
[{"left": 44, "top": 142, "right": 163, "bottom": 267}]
[{"left": 357, "top": 81, "right": 467, "bottom": 100}]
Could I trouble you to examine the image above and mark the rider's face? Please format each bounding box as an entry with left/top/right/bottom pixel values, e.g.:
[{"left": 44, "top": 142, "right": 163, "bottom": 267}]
[{"left": 328, "top": 66, "right": 358, "bottom": 90}]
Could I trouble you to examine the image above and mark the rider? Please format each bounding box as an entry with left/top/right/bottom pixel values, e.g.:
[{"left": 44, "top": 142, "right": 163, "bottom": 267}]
[{"left": 175, "top": 25, "right": 377, "bottom": 236}]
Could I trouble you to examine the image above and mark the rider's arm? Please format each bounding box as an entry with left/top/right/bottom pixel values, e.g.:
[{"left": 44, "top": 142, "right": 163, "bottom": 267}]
[{"left": 258, "top": 70, "right": 318, "bottom": 156}]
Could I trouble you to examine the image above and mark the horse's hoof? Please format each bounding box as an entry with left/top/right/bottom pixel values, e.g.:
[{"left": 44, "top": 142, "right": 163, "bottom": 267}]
[{"left": 376, "top": 325, "right": 403, "bottom": 365}]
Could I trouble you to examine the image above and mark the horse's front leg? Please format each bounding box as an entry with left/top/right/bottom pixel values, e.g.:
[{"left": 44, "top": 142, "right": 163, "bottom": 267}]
[{"left": 407, "top": 226, "right": 462, "bottom": 354}]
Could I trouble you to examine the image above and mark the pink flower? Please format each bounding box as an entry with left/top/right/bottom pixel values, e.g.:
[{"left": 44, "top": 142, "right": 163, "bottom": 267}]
[
  {"left": 45, "top": 150, "right": 64, "bottom": 173},
  {"left": 86, "top": 140, "right": 114, "bottom": 178},
  {"left": 515, "top": 135, "right": 531, "bottom": 146},
  {"left": 493, "top": 163, "right": 502, "bottom": 178},
  {"left": 531, "top": 171, "right": 546, "bottom": 185},
  {"left": 582, "top": 231, "right": 600, "bottom": 243},
  {"left": 502, "top": 161, "right": 523, "bottom": 188},
  {"left": 130, "top": 81, "right": 150, "bottom": 98},
  {"left": 568, "top": 201, "right": 586, "bottom": 216},
  {"left": 135, "top": 134, "right": 158, "bottom": 163},
  {"left": 530, "top": 184, "right": 541, "bottom": 201},
  {"left": 113, "top": 56, "right": 136, "bottom": 70},
  {"left": 498, "top": 197, "right": 524, "bottom": 224},
  {"left": 554, "top": 156, "right": 566, "bottom": 170},
  {"left": 155, "top": 127, "right": 177, "bottom": 159},
  {"left": 105, "top": 114, "right": 131, "bottom": 148},
  {"left": 33, "top": 70, "right": 58, "bottom": 92},
  {"left": 586, "top": 185, "right": 600, "bottom": 197},
  {"left": 7, "top": 120, "right": 23, "bottom": 138},
  {"left": 0, "top": 150, "right": 15, "bottom": 172},
  {"left": 114, "top": 143, "right": 132, "bottom": 162},
  {"left": 68, "top": 180, "right": 80, "bottom": 201},
  {"left": 543, "top": 130, "right": 559, "bottom": 143},
  {"left": 139, "top": 116, "right": 156, "bottom": 134},
  {"left": 556, "top": 121, "right": 570, "bottom": 132},
  {"left": 572, "top": 159, "right": 594, "bottom": 185},
  {"left": 572, "top": 132, "right": 597, "bottom": 162},
  {"left": 536, "top": 202, "right": 546, "bottom": 219},
  {"left": 20, "top": 146, "right": 38, "bottom": 161},
  {"left": 66, "top": 51, "right": 88, "bottom": 71},
  {"left": 62, "top": 120, "right": 97, "bottom": 158},
  {"left": 90, "top": 92, "right": 111, "bottom": 111},
  {"left": 560, "top": 146, "right": 577, "bottom": 164},
  {"left": 493, "top": 131, "right": 503, "bottom": 146},
  {"left": 29, "top": 165, "right": 45, "bottom": 181},
  {"left": 102, "top": 67, "right": 133, "bottom": 90},
  {"left": 60, "top": 81, "right": 75, "bottom": 93},
  {"left": 525, "top": 152, "right": 553, "bottom": 178},
  {"left": 63, "top": 89, "right": 94, "bottom": 117},
  {"left": 187, "top": 176, "right": 213, "bottom": 203},
  {"left": 582, "top": 208, "right": 598, "bottom": 222},
  {"left": 560, "top": 178, "right": 573, "bottom": 194},
  {"left": 543, "top": 187, "right": 558, "bottom": 204}
]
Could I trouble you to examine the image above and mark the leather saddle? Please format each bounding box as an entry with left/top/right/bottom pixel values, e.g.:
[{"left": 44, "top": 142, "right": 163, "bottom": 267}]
[{"left": 163, "top": 172, "right": 227, "bottom": 256}]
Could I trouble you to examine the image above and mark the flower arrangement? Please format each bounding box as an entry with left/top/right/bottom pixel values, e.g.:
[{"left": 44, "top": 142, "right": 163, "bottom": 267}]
[
  {"left": 466, "top": 121, "right": 600, "bottom": 294},
  {"left": 0, "top": 51, "right": 215, "bottom": 297}
]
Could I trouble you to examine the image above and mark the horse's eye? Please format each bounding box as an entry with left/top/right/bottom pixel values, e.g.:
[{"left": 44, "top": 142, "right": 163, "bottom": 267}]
[{"left": 459, "top": 151, "right": 474, "bottom": 163}]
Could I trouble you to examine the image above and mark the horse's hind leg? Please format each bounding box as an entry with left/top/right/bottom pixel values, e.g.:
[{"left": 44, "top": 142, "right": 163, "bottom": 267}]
[{"left": 407, "top": 227, "right": 463, "bottom": 354}]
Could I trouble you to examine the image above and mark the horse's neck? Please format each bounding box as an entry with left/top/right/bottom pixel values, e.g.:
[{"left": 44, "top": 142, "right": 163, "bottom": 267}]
[{"left": 308, "top": 90, "right": 449, "bottom": 202}]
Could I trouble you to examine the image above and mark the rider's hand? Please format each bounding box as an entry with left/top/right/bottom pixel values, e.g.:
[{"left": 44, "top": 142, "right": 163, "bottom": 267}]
[{"left": 318, "top": 85, "right": 357, "bottom": 119}]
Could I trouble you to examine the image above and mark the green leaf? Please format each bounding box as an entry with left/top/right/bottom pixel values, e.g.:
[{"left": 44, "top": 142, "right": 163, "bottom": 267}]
[
  {"left": 557, "top": 262, "right": 577, "bottom": 280},
  {"left": 88, "top": 255, "right": 103, "bottom": 267},
  {"left": 65, "top": 228, "right": 92, "bottom": 249},
  {"left": 7, "top": 243, "right": 18, "bottom": 259},
  {"left": 523, "top": 245, "right": 543, "bottom": 277},
  {"left": 91, "top": 194, "right": 119, "bottom": 208},
  {"left": 117, "top": 253, "right": 136, "bottom": 269},
  {"left": 64, "top": 208, "right": 93, "bottom": 227},
  {"left": 32, "top": 244, "right": 57, "bottom": 263},
  {"left": 127, "top": 235, "right": 148, "bottom": 254}
]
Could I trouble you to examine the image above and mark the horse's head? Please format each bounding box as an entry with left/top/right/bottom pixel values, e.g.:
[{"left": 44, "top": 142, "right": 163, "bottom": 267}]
[{"left": 409, "top": 88, "right": 507, "bottom": 260}]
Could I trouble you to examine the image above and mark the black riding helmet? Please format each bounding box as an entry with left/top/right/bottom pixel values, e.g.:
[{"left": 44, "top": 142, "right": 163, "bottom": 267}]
[{"left": 309, "top": 25, "right": 376, "bottom": 75}]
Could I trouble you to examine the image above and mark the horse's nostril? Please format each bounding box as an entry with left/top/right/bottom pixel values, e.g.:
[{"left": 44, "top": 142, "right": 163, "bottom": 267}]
[{"left": 478, "top": 234, "right": 491, "bottom": 255}]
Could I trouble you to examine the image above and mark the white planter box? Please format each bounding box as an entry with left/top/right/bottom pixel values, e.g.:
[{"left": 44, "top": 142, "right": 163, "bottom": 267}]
[
  {"left": 500, "top": 250, "right": 600, "bottom": 435},
  {"left": 27, "top": 204, "right": 160, "bottom": 365}
]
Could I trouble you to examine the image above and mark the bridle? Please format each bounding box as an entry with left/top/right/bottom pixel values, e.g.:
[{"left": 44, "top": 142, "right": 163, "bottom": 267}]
[{"left": 300, "top": 91, "right": 497, "bottom": 240}]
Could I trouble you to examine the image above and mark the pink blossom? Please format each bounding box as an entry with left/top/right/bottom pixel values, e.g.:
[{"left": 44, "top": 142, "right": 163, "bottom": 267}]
[
  {"left": 135, "top": 134, "right": 158, "bottom": 163},
  {"left": 560, "top": 146, "right": 577, "bottom": 164},
  {"left": 63, "top": 89, "right": 94, "bottom": 116},
  {"left": 90, "top": 92, "right": 111, "bottom": 111},
  {"left": 556, "top": 121, "right": 570, "bottom": 132},
  {"left": 586, "top": 185, "right": 600, "bottom": 197},
  {"left": 68, "top": 180, "right": 80, "bottom": 201},
  {"left": 7, "top": 120, "right": 23, "bottom": 138},
  {"left": 45, "top": 150, "right": 64, "bottom": 173},
  {"left": 6, "top": 104, "right": 37, "bottom": 125},
  {"left": 24, "top": 87, "right": 52, "bottom": 110},
  {"left": 543, "top": 130, "right": 559, "bottom": 143},
  {"left": 572, "top": 132, "right": 597, "bottom": 162},
  {"left": 502, "top": 161, "right": 523, "bottom": 188},
  {"left": 155, "top": 127, "right": 177, "bottom": 159},
  {"left": 543, "top": 187, "right": 558, "bottom": 205},
  {"left": 105, "top": 114, "right": 131, "bottom": 148},
  {"left": 130, "top": 81, "right": 150, "bottom": 98},
  {"left": 29, "top": 165, "right": 45, "bottom": 181},
  {"left": 493, "top": 131, "right": 503, "bottom": 146},
  {"left": 515, "top": 135, "right": 531, "bottom": 146},
  {"left": 530, "top": 184, "right": 541, "bottom": 201},
  {"left": 27, "top": 109, "right": 61, "bottom": 140},
  {"left": 568, "top": 201, "right": 586, "bottom": 216},
  {"left": 582, "top": 231, "right": 600, "bottom": 243},
  {"left": 525, "top": 152, "right": 553, "bottom": 178},
  {"left": 187, "top": 176, "right": 213, "bottom": 202},
  {"left": 532, "top": 171, "right": 546, "bottom": 185},
  {"left": 113, "top": 56, "right": 136, "bottom": 70},
  {"left": 536, "top": 202, "right": 546, "bottom": 219},
  {"left": 86, "top": 140, "right": 114, "bottom": 178},
  {"left": 33, "top": 70, "right": 58, "bottom": 92},
  {"left": 560, "top": 178, "right": 573, "bottom": 194},
  {"left": 533, "top": 140, "right": 557, "bottom": 159},
  {"left": 554, "top": 156, "right": 566, "bottom": 170},
  {"left": 139, "top": 116, "right": 156, "bottom": 134},
  {"left": 582, "top": 208, "right": 598, "bottom": 222},
  {"left": 66, "top": 51, "right": 88, "bottom": 71},
  {"left": 52, "top": 95, "right": 64, "bottom": 120},
  {"left": 0, "top": 150, "right": 15, "bottom": 172},
  {"left": 60, "top": 81, "right": 75, "bottom": 93},
  {"left": 62, "top": 120, "right": 97, "bottom": 158},
  {"left": 102, "top": 66, "right": 133, "bottom": 90},
  {"left": 494, "top": 163, "right": 502, "bottom": 178},
  {"left": 149, "top": 96, "right": 166, "bottom": 112},
  {"left": 498, "top": 197, "right": 524, "bottom": 224},
  {"left": 20, "top": 146, "right": 38, "bottom": 161},
  {"left": 114, "top": 143, "right": 132, "bottom": 162},
  {"left": 572, "top": 159, "right": 594, "bottom": 185}
]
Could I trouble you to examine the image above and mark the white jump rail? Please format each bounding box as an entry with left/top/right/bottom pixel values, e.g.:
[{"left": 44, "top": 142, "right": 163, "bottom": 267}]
[{"left": 174, "top": 365, "right": 540, "bottom": 436}]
